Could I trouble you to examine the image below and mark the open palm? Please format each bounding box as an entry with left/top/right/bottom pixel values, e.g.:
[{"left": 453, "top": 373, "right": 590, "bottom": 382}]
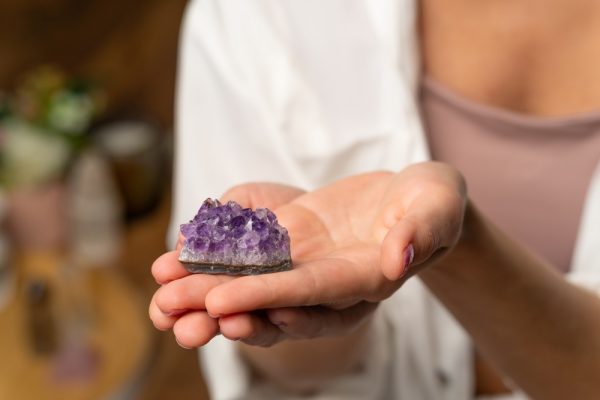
[{"left": 150, "top": 162, "right": 466, "bottom": 347}]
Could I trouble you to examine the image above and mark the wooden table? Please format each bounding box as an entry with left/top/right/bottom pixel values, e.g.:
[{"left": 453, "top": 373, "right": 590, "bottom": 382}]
[
  {"left": 117, "top": 193, "right": 209, "bottom": 400},
  {"left": 0, "top": 193, "right": 209, "bottom": 400},
  {"left": 0, "top": 251, "right": 151, "bottom": 400}
]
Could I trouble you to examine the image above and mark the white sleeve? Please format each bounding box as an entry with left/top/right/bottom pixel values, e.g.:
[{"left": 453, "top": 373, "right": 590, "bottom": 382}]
[
  {"left": 170, "top": 0, "right": 428, "bottom": 252},
  {"left": 569, "top": 163, "right": 600, "bottom": 295},
  {"left": 168, "top": 0, "right": 314, "bottom": 248},
  {"left": 237, "top": 310, "right": 394, "bottom": 400},
  {"left": 169, "top": 2, "right": 343, "bottom": 399},
  {"left": 170, "top": 1, "right": 431, "bottom": 399},
  {"left": 171, "top": 3, "right": 302, "bottom": 397}
]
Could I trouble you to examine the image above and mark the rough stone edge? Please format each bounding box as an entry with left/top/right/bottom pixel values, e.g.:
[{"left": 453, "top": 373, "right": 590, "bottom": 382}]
[{"left": 179, "top": 259, "right": 292, "bottom": 275}]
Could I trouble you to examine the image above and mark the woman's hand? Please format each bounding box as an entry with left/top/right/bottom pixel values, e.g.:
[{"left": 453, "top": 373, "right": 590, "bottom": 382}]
[
  {"left": 149, "top": 162, "right": 467, "bottom": 347},
  {"left": 149, "top": 183, "right": 305, "bottom": 347}
]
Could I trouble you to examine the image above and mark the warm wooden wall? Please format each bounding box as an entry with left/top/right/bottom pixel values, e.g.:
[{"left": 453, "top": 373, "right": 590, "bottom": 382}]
[
  {"left": 0, "top": 0, "right": 188, "bottom": 127},
  {"left": 0, "top": 3, "right": 212, "bottom": 399}
]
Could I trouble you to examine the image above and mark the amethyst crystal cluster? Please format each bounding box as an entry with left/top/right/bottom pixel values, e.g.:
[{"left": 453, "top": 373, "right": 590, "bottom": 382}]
[{"left": 178, "top": 199, "right": 292, "bottom": 275}]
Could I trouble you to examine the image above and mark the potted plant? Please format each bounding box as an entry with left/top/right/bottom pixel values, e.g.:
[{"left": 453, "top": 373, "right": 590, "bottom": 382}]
[{"left": 0, "top": 66, "right": 104, "bottom": 250}]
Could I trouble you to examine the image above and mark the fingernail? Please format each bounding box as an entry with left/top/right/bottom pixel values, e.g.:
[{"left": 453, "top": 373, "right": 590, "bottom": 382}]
[
  {"left": 166, "top": 309, "right": 186, "bottom": 317},
  {"left": 273, "top": 320, "right": 287, "bottom": 329},
  {"left": 403, "top": 244, "right": 415, "bottom": 271},
  {"left": 207, "top": 311, "right": 222, "bottom": 318}
]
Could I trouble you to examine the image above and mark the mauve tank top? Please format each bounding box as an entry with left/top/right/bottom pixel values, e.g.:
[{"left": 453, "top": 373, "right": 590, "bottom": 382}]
[{"left": 420, "top": 77, "right": 600, "bottom": 272}]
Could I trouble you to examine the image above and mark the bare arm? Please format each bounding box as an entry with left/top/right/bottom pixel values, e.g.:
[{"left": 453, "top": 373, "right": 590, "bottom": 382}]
[
  {"left": 420, "top": 202, "right": 600, "bottom": 400},
  {"left": 150, "top": 163, "right": 600, "bottom": 398}
]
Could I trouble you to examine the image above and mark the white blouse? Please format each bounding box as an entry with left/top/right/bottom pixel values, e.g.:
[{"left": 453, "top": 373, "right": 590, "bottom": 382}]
[{"left": 169, "top": 1, "right": 600, "bottom": 399}]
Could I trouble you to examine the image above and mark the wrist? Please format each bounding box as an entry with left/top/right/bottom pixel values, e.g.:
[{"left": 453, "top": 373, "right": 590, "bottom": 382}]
[
  {"left": 419, "top": 199, "right": 484, "bottom": 282},
  {"left": 452, "top": 199, "right": 482, "bottom": 258}
]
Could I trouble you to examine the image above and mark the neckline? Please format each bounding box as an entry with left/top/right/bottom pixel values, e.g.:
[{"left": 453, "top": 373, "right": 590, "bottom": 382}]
[{"left": 421, "top": 76, "right": 600, "bottom": 130}]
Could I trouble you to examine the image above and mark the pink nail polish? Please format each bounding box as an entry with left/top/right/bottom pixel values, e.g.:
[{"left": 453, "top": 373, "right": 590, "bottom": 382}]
[
  {"left": 403, "top": 244, "right": 415, "bottom": 271},
  {"left": 273, "top": 320, "right": 287, "bottom": 328}
]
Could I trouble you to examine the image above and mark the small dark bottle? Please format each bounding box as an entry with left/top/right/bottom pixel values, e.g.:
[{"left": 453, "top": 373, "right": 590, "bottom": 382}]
[{"left": 26, "top": 280, "right": 58, "bottom": 355}]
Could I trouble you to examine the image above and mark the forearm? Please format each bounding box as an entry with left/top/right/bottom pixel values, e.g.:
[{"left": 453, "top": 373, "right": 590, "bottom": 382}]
[
  {"left": 237, "top": 319, "right": 373, "bottom": 393},
  {"left": 420, "top": 201, "right": 600, "bottom": 399}
]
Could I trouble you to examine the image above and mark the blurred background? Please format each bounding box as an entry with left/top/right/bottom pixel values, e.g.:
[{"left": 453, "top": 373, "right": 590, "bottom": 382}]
[{"left": 0, "top": 1, "right": 209, "bottom": 398}]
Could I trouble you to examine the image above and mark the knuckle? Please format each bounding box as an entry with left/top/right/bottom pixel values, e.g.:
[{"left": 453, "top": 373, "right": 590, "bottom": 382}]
[{"left": 424, "top": 227, "right": 441, "bottom": 257}]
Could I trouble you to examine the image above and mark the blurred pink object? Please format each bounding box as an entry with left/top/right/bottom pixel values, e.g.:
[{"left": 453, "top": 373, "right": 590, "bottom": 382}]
[
  {"left": 52, "top": 336, "right": 100, "bottom": 384},
  {"left": 7, "top": 183, "right": 66, "bottom": 250}
]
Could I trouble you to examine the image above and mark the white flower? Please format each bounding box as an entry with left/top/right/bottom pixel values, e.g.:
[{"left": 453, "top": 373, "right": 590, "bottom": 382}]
[{"left": 2, "top": 120, "right": 71, "bottom": 187}]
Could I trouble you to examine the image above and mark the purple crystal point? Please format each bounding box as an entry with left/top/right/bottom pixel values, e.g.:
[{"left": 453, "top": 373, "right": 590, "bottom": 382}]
[{"left": 178, "top": 199, "right": 292, "bottom": 275}]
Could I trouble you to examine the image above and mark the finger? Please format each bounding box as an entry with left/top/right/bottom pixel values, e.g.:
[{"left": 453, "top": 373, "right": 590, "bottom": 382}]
[
  {"left": 206, "top": 245, "right": 383, "bottom": 316},
  {"left": 221, "top": 182, "right": 305, "bottom": 210},
  {"left": 380, "top": 190, "right": 465, "bottom": 281},
  {"left": 219, "top": 313, "right": 284, "bottom": 347},
  {"left": 380, "top": 217, "right": 416, "bottom": 281},
  {"left": 267, "top": 302, "right": 378, "bottom": 339},
  {"left": 176, "top": 233, "right": 184, "bottom": 251},
  {"left": 151, "top": 250, "right": 191, "bottom": 284},
  {"left": 154, "top": 274, "right": 233, "bottom": 315},
  {"left": 173, "top": 311, "right": 220, "bottom": 348},
  {"left": 149, "top": 292, "right": 179, "bottom": 331}
]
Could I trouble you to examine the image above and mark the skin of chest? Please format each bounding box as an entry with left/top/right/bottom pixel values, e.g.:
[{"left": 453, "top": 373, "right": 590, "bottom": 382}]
[
  {"left": 419, "top": 0, "right": 600, "bottom": 117},
  {"left": 419, "top": 1, "right": 600, "bottom": 394}
]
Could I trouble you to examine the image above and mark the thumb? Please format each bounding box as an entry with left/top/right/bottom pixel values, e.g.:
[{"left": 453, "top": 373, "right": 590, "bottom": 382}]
[{"left": 380, "top": 197, "right": 465, "bottom": 282}]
